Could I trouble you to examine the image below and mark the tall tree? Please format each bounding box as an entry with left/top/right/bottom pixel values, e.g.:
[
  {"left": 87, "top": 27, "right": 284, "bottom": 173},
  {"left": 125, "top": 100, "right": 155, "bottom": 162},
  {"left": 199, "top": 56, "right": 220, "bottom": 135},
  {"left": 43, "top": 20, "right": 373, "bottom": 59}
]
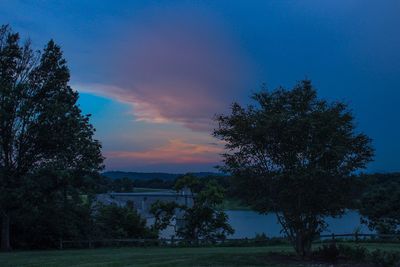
[
  {"left": 0, "top": 25, "right": 103, "bottom": 251},
  {"left": 213, "top": 80, "right": 373, "bottom": 257}
]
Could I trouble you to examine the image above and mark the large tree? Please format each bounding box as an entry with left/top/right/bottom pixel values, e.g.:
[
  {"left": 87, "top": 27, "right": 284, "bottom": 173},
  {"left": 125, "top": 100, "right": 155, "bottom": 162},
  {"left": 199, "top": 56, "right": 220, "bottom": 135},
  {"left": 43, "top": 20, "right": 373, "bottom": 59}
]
[
  {"left": 213, "top": 80, "right": 373, "bottom": 256},
  {"left": 0, "top": 25, "right": 103, "bottom": 250}
]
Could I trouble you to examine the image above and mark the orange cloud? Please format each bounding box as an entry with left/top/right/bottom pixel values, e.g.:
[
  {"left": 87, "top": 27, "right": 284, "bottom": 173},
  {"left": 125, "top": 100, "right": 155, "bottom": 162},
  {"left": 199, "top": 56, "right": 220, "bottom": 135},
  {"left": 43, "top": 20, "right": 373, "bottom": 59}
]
[{"left": 105, "top": 139, "right": 223, "bottom": 165}]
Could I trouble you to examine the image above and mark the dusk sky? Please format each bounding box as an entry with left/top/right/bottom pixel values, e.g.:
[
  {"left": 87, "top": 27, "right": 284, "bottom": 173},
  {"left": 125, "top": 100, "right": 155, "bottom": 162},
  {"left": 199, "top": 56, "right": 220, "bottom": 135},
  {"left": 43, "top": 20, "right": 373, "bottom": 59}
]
[{"left": 1, "top": 0, "right": 399, "bottom": 173}]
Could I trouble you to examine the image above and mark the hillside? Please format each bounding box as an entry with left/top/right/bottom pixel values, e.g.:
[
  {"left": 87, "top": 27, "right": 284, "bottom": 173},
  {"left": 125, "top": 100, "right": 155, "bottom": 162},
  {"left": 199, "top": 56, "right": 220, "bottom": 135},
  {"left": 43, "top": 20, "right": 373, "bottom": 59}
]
[{"left": 102, "top": 171, "right": 223, "bottom": 180}]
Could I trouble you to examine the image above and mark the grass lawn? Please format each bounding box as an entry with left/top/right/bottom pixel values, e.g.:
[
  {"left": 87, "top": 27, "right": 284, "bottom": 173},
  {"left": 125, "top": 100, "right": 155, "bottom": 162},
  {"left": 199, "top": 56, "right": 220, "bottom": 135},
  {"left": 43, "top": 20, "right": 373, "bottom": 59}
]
[
  {"left": 0, "top": 246, "right": 292, "bottom": 267},
  {"left": 1, "top": 243, "right": 399, "bottom": 267}
]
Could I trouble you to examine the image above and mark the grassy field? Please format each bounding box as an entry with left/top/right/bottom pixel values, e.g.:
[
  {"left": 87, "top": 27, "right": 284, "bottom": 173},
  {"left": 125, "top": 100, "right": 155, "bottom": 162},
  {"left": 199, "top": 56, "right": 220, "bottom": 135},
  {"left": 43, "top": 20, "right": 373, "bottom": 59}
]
[
  {"left": 0, "top": 246, "right": 291, "bottom": 267},
  {"left": 1, "top": 243, "right": 399, "bottom": 267}
]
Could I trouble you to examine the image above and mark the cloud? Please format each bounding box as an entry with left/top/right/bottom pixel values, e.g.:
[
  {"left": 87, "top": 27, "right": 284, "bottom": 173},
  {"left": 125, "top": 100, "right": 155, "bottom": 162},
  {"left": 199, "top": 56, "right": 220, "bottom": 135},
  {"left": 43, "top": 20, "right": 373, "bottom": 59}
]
[
  {"left": 75, "top": 83, "right": 168, "bottom": 123},
  {"left": 104, "top": 139, "right": 222, "bottom": 166},
  {"left": 80, "top": 6, "right": 252, "bottom": 131}
]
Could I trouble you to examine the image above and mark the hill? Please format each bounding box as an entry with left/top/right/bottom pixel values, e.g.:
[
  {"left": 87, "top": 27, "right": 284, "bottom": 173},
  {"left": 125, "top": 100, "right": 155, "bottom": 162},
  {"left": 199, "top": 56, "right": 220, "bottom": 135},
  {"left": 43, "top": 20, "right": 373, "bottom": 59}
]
[{"left": 102, "top": 171, "right": 223, "bottom": 180}]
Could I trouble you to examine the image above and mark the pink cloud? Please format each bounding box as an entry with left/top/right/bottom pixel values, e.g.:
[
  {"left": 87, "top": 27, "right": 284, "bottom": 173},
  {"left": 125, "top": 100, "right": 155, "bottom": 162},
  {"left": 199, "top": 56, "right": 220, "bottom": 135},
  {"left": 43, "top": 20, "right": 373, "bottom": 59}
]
[
  {"left": 105, "top": 139, "right": 222, "bottom": 166},
  {"left": 84, "top": 7, "right": 253, "bottom": 131}
]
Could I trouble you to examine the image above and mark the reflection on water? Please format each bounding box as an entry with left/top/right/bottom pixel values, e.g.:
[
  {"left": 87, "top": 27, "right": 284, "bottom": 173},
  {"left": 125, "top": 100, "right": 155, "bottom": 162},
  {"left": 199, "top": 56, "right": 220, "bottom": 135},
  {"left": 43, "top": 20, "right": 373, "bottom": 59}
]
[{"left": 226, "top": 210, "right": 373, "bottom": 238}]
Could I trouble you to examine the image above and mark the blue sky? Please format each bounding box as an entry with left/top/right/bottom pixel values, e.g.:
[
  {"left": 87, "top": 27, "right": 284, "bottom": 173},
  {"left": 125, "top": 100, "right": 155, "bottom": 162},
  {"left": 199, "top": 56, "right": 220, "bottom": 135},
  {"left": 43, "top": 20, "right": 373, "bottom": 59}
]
[{"left": 1, "top": 0, "right": 399, "bottom": 173}]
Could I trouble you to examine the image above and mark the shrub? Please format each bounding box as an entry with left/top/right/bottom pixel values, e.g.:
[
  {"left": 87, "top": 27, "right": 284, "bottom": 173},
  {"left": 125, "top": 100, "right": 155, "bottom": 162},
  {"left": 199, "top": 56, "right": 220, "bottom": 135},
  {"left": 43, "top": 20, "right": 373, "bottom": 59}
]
[
  {"left": 369, "top": 250, "right": 400, "bottom": 267},
  {"left": 338, "top": 244, "right": 368, "bottom": 261},
  {"left": 335, "top": 244, "right": 400, "bottom": 266},
  {"left": 314, "top": 243, "right": 340, "bottom": 262},
  {"left": 94, "top": 203, "right": 156, "bottom": 239},
  {"left": 254, "top": 233, "right": 268, "bottom": 243}
]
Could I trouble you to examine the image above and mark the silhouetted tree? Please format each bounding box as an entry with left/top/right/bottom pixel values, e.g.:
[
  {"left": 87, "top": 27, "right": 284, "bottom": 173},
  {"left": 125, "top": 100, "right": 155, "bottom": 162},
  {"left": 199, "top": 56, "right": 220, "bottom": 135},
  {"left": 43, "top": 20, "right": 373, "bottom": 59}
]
[
  {"left": 213, "top": 80, "right": 373, "bottom": 257},
  {"left": 151, "top": 175, "right": 234, "bottom": 243},
  {"left": 0, "top": 25, "right": 103, "bottom": 250}
]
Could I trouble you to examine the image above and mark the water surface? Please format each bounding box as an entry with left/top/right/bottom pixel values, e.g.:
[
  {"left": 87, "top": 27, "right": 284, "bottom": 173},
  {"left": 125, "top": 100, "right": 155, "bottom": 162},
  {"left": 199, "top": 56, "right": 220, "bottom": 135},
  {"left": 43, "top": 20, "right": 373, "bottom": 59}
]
[{"left": 226, "top": 210, "right": 372, "bottom": 238}]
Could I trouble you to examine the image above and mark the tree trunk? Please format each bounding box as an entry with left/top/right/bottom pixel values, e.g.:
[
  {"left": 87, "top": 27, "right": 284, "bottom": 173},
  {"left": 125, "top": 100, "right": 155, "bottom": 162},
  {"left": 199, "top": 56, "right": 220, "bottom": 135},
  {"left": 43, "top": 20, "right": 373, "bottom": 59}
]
[
  {"left": 1, "top": 213, "right": 11, "bottom": 251},
  {"left": 277, "top": 213, "right": 315, "bottom": 258},
  {"left": 295, "top": 232, "right": 312, "bottom": 258}
]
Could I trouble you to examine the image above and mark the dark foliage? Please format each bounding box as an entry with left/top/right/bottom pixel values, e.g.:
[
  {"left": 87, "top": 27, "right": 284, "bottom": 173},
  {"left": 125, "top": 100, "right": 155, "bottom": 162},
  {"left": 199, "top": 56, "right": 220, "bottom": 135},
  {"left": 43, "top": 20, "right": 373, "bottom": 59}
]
[
  {"left": 213, "top": 80, "right": 374, "bottom": 257},
  {"left": 370, "top": 249, "right": 400, "bottom": 267},
  {"left": 94, "top": 202, "right": 156, "bottom": 239},
  {"left": 97, "top": 174, "right": 230, "bottom": 193},
  {"left": 102, "top": 171, "right": 222, "bottom": 180},
  {"left": 338, "top": 244, "right": 368, "bottom": 261},
  {"left": 151, "top": 175, "right": 234, "bottom": 243},
  {"left": 334, "top": 244, "right": 400, "bottom": 266},
  {"left": 0, "top": 25, "right": 103, "bottom": 250},
  {"left": 132, "top": 178, "right": 175, "bottom": 190},
  {"left": 108, "top": 177, "right": 135, "bottom": 192},
  {"left": 7, "top": 182, "right": 155, "bottom": 249},
  {"left": 359, "top": 173, "right": 400, "bottom": 235},
  {"left": 313, "top": 243, "right": 340, "bottom": 262}
]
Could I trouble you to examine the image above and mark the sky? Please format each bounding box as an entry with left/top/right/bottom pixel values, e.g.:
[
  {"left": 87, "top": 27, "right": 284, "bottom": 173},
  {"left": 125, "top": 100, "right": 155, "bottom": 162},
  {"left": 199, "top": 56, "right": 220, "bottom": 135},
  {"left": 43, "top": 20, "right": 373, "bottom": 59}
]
[{"left": 1, "top": 0, "right": 399, "bottom": 173}]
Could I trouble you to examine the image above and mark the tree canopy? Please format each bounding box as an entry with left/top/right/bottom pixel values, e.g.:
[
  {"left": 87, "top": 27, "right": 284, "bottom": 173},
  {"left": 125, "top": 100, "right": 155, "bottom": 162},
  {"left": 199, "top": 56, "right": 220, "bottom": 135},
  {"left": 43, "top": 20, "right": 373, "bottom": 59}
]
[
  {"left": 0, "top": 25, "right": 103, "bottom": 250},
  {"left": 213, "top": 80, "right": 374, "bottom": 256}
]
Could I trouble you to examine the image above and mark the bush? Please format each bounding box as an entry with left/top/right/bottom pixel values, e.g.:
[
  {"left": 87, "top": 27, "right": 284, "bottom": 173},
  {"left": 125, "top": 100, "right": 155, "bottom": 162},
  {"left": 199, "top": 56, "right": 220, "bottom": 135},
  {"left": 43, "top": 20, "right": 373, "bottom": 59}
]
[
  {"left": 369, "top": 250, "right": 400, "bottom": 267},
  {"left": 94, "top": 203, "right": 156, "bottom": 239},
  {"left": 334, "top": 244, "right": 400, "bottom": 266},
  {"left": 314, "top": 243, "right": 340, "bottom": 262},
  {"left": 338, "top": 244, "right": 368, "bottom": 261},
  {"left": 254, "top": 233, "right": 268, "bottom": 243}
]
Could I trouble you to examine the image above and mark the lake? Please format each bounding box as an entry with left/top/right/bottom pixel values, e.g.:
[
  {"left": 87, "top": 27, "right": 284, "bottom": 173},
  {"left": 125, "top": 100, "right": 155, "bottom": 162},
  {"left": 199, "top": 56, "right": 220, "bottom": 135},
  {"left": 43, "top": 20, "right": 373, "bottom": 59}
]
[{"left": 226, "top": 210, "right": 372, "bottom": 238}]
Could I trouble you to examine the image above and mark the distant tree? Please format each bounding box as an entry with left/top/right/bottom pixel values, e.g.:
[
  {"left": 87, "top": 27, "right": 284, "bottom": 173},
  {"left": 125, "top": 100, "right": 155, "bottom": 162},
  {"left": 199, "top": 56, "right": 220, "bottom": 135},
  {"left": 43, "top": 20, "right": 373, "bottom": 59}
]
[
  {"left": 133, "top": 178, "right": 175, "bottom": 189},
  {"left": 109, "top": 177, "right": 135, "bottom": 192},
  {"left": 213, "top": 80, "right": 373, "bottom": 257},
  {"left": 359, "top": 173, "right": 400, "bottom": 234},
  {"left": 174, "top": 173, "right": 201, "bottom": 193},
  {"left": 151, "top": 175, "right": 234, "bottom": 243},
  {"left": 0, "top": 25, "right": 103, "bottom": 250}
]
